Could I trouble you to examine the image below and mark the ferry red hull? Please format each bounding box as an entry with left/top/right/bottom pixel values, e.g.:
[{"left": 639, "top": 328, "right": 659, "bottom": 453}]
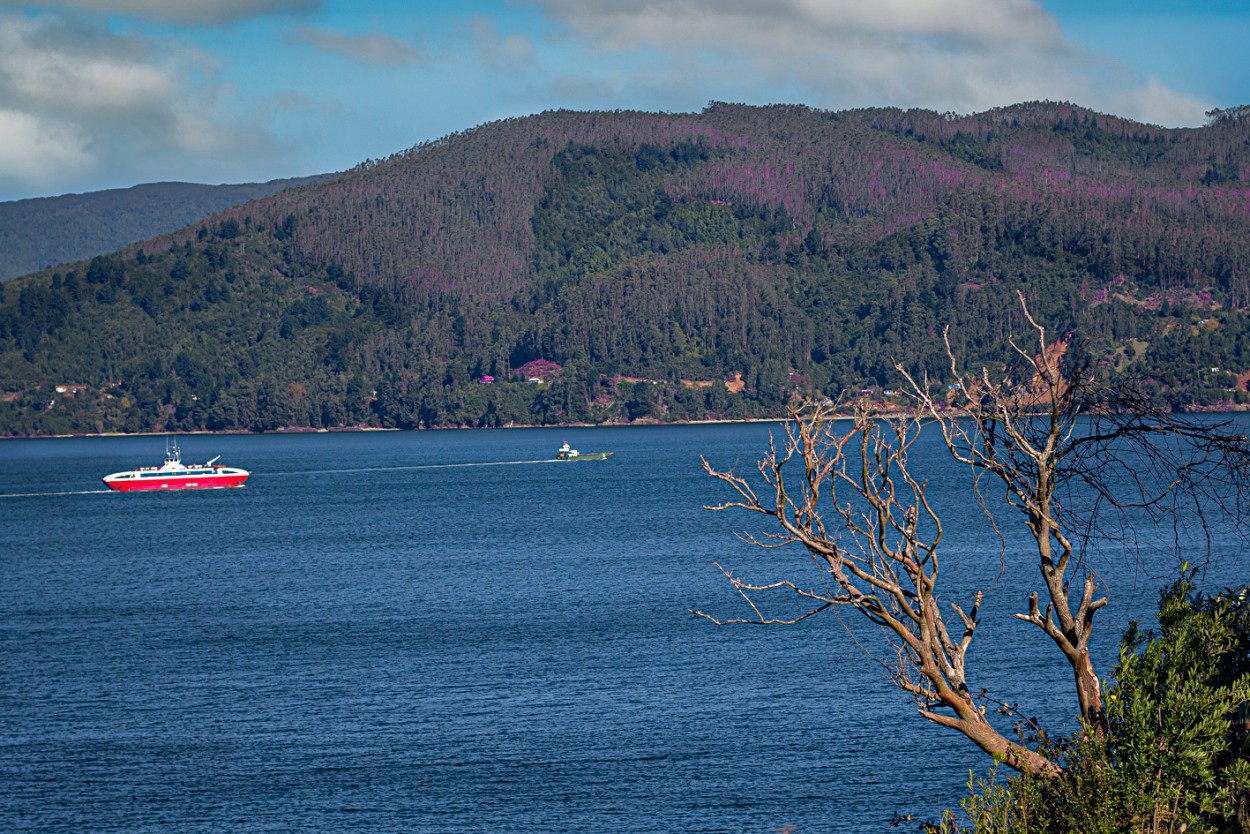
[
  {"left": 102, "top": 444, "right": 249, "bottom": 492},
  {"left": 104, "top": 473, "right": 249, "bottom": 492}
]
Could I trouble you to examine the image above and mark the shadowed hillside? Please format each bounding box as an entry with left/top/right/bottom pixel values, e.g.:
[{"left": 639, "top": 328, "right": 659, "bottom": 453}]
[
  {"left": 3, "top": 101, "right": 1250, "bottom": 435},
  {"left": 0, "top": 176, "right": 329, "bottom": 282}
]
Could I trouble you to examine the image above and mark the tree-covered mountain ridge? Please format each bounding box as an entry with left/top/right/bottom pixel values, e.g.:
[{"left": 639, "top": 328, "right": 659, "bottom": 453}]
[
  {"left": 3, "top": 100, "right": 1250, "bottom": 435},
  {"left": 0, "top": 175, "right": 329, "bottom": 282}
]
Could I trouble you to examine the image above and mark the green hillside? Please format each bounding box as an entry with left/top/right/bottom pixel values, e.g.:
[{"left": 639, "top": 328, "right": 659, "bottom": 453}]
[{"left": 3, "top": 101, "right": 1250, "bottom": 435}]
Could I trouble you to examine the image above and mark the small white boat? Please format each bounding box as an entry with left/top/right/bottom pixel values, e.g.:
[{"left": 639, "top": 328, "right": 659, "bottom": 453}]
[{"left": 556, "top": 441, "right": 612, "bottom": 461}]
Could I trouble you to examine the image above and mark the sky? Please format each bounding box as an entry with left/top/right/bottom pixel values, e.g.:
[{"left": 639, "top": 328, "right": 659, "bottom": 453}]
[{"left": 0, "top": 0, "right": 1247, "bottom": 203}]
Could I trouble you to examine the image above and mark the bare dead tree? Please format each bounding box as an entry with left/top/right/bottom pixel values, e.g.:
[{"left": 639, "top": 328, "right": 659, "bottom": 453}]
[
  {"left": 696, "top": 399, "right": 1063, "bottom": 775},
  {"left": 902, "top": 297, "right": 1250, "bottom": 729},
  {"left": 697, "top": 295, "right": 1250, "bottom": 777}
]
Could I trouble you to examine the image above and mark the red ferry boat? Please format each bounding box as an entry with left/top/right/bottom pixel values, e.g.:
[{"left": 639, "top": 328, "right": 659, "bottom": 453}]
[{"left": 102, "top": 443, "right": 250, "bottom": 492}]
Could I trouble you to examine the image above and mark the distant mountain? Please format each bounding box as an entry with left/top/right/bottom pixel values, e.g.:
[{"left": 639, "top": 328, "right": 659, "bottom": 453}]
[
  {"left": 0, "top": 176, "right": 329, "bottom": 281},
  {"left": 2, "top": 101, "right": 1250, "bottom": 436}
]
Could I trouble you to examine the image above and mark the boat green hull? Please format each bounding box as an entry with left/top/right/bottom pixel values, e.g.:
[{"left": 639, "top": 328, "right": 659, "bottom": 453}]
[{"left": 556, "top": 451, "right": 612, "bottom": 461}]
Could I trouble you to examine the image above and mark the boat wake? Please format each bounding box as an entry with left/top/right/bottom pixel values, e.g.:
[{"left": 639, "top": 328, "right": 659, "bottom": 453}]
[
  {"left": 261, "top": 459, "right": 560, "bottom": 477},
  {"left": 0, "top": 488, "right": 114, "bottom": 499}
]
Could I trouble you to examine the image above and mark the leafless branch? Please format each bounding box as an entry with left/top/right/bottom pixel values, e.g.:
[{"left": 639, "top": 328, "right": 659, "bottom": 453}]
[{"left": 701, "top": 397, "right": 1060, "bottom": 776}]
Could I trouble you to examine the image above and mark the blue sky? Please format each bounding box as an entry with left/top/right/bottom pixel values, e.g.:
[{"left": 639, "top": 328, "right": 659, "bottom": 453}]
[{"left": 0, "top": 0, "right": 1246, "bottom": 202}]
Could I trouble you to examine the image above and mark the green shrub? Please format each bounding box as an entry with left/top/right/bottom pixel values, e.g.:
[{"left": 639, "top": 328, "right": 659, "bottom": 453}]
[{"left": 933, "top": 572, "right": 1250, "bottom": 834}]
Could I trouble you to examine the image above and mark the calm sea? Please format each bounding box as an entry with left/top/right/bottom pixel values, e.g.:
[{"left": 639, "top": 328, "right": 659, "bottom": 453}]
[{"left": 1, "top": 422, "right": 1244, "bottom": 833}]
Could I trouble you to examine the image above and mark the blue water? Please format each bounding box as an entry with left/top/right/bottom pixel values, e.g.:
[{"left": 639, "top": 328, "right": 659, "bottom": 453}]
[{"left": 1, "top": 423, "right": 1244, "bottom": 833}]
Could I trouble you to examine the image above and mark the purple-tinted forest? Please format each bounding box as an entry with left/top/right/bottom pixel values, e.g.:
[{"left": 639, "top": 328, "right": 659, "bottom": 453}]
[{"left": 2, "top": 101, "right": 1250, "bottom": 434}]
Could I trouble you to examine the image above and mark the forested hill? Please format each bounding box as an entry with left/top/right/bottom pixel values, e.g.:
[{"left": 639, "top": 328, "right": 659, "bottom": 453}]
[
  {"left": 0, "top": 176, "right": 327, "bottom": 282},
  {"left": 3, "top": 101, "right": 1250, "bottom": 436}
]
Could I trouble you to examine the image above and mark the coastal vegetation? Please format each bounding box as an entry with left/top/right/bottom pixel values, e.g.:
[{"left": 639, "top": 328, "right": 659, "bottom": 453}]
[
  {"left": 937, "top": 574, "right": 1250, "bottom": 833},
  {"left": 3, "top": 101, "right": 1250, "bottom": 435}
]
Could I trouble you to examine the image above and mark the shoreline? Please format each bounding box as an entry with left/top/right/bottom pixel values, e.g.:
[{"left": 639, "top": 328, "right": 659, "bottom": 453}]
[
  {"left": 0, "top": 415, "right": 791, "bottom": 441},
  {"left": 8, "top": 400, "right": 1247, "bottom": 441}
]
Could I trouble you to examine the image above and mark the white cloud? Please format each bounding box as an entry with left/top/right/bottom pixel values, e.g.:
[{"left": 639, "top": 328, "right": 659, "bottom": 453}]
[
  {"left": 0, "top": 0, "right": 319, "bottom": 26},
  {"left": 469, "top": 16, "right": 536, "bottom": 69},
  {"left": 1, "top": 26, "right": 173, "bottom": 113},
  {"left": 1106, "top": 76, "right": 1210, "bottom": 128},
  {"left": 528, "top": 0, "right": 1211, "bottom": 126},
  {"left": 533, "top": 0, "right": 1062, "bottom": 52},
  {"left": 0, "top": 108, "right": 92, "bottom": 181},
  {"left": 0, "top": 13, "right": 288, "bottom": 196},
  {"left": 289, "top": 26, "right": 424, "bottom": 65}
]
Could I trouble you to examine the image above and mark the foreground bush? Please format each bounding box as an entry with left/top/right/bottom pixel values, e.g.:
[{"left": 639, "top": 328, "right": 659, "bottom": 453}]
[{"left": 933, "top": 573, "right": 1250, "bottom": 834}]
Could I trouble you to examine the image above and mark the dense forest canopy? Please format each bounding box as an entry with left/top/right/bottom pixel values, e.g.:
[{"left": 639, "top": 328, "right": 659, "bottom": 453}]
[{"left": 3, "top": 100, "right": 1250, "bottom": 435}]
